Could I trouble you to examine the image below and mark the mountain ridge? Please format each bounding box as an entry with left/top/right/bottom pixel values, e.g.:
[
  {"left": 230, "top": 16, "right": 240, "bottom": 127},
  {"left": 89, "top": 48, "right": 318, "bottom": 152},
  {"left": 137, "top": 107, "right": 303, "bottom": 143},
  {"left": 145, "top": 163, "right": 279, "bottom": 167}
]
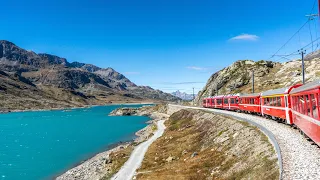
[
  {"left": 0, "top": 40, "right": 180, "bottom": 111},
  {"left": 171, "top": 90, "right": 194, "bottom": 100}
]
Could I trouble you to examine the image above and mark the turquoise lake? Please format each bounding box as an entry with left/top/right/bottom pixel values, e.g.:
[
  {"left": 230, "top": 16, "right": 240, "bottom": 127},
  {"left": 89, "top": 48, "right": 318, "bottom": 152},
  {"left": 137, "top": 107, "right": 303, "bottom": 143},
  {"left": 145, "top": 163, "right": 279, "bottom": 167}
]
[{"left": 0, "top": 105, "right": 151, "bottom": 180}]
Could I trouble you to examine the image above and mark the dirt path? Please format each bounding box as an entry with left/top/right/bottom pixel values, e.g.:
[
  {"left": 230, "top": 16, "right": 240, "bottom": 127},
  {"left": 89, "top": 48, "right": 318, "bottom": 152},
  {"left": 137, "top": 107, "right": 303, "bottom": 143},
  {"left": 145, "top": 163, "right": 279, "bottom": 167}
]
[{"left": 111, "top": 120, "right": 166, "bottom": 180}]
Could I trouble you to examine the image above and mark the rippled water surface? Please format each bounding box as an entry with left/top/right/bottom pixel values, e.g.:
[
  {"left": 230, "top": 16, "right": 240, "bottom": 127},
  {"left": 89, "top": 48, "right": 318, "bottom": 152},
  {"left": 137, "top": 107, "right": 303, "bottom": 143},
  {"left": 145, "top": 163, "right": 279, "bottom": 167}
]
[{"left": 0, "top": 105, "right": 151, "bottom": 180}]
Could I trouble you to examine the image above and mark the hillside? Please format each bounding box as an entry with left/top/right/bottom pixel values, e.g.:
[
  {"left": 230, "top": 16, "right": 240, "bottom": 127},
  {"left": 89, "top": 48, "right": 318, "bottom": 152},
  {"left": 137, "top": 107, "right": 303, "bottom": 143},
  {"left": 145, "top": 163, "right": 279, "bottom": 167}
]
[
  {"left": 136, "top": 109, "right": 279, "bottom": 179},
  {"left": 195, "top": 58, "right": 320, "bottom": 105},
  {"left": 0, "top": 40, "right": 180, "bottom": 111}
]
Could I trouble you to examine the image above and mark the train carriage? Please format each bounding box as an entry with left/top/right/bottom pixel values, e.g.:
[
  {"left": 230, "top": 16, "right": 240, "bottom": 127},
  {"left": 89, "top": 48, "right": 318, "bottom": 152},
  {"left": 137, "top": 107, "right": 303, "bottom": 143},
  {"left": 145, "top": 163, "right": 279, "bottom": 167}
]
[
  {"left": 202, "top": 98, "right": 208, "bottom": 108},
  {"left": 222, "top": 94, "right": 240, "bottom": 110},
  {"left": 213, "top": 95, "right": 224, "bottom": 109},
  {"left": 203, "top": 97, "right": 214, "bottom": 108},
  {"left": 239, "top": 93, "right": 261, "bottom": 114},
  {"left": 290, "top": 80, "right": 320, "bottom": 145},
  {"left": 261, "top": 84, "right": 301, "bottom": 124},
  {"left": 207, "top": 97, "right": 214, "bottom": 108}
]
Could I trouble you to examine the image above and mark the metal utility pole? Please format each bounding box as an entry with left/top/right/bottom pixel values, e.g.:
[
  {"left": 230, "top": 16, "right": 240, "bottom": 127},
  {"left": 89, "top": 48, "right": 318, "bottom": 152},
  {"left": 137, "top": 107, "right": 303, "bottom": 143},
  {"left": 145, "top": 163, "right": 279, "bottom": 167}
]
[
  {"left": 252, "top": 70, "right": 255, "bottom": 93},
  {"left": 192, "top": 87, "right": 195, "bottom": 106},
  {"left": 298, "top": 49, "right": 306, "bottom": 84}
]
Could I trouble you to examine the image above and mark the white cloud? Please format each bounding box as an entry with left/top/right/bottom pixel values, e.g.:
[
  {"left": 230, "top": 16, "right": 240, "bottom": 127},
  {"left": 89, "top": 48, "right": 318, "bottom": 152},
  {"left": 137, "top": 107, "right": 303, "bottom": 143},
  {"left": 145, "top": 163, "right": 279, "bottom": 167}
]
[
  {"left": 229, "top": 34, "right": 259, "bottom": 41},
  {"left": 186, "top": 66, "right": 208, "bottom": 71},
  {"left": 123, "top": 72, "right": 140, "bottom": 75}
]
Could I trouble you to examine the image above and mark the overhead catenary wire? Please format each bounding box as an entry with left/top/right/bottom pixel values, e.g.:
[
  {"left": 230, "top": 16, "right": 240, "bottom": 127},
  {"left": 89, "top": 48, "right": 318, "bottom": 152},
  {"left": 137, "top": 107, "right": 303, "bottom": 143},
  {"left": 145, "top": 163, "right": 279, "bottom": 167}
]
[
  {"left": 273, "top": 36, "right": 320, "bottom": 62},
  {"left": 267, "top": 20, "right": 310, "bottom": 60},
  {"left": 267, "top": 0, "right": 319, "bottom": 61}
]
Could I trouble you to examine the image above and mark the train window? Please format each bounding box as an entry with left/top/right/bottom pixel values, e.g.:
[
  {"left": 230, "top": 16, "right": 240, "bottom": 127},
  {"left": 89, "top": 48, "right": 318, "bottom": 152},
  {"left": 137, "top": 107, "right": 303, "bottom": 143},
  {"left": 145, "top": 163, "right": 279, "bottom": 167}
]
[
  {"left": 224, "top": 98, "right": 228, "bottom": 104},
  {"left": 271, "top": 98, "right": 275, "bottom": 106},
  {"left": 277, "top": 97, "right": 281, "bottom": 107},
  {"left": 217, "top": 99, "right": 222, "bottom": 104},
  {"left": 236, "top": 98, "right": 239, "bottom": 104},
  {"left": 231, "top": 98, "right": 235, "bottom": 104},
  {"left": 292, "top": 97, "right": 295, "bottom": 110},
  {"left": 305, "top": 95, "right": 311, "bottom": 116},
  {"left": 311, "top": 94, "right": 319, "bottom": 119},
  {"left": 293, "top": 96, "right": 298, "bottom": 110},
  {"left": 300, "top": 96, "right": 305, "bottom": 114}
]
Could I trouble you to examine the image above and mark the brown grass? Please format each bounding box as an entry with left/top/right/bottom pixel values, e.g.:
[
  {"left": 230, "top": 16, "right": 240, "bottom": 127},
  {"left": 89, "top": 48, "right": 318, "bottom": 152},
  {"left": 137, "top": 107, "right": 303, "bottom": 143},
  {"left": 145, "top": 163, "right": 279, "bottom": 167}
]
[
  {"left": 136, "top": 109, "right": 279, "bottom": 180},
  {"left": 101, "top": 146, "right": 134, "bottom": 180}
]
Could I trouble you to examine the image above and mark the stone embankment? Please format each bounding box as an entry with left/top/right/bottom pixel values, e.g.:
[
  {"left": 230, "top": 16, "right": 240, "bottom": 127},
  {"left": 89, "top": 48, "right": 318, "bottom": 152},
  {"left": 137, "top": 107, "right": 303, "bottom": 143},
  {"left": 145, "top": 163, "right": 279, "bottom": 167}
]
[{"left": 169, "top": 105, "right": 320, "bottom": 180}]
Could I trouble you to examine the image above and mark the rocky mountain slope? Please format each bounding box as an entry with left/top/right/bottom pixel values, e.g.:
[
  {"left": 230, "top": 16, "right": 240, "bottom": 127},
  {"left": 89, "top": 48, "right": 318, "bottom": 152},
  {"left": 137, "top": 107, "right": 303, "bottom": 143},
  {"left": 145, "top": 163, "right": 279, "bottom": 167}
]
[
  {"left": 195, "top": 58, "right": 320, "bottom": 105},
  {"left": 0, "top": 40, "right": 180, "bottom": 111},
  {"left": 171, "top": 90, "right": 194, "bottom": 100}
]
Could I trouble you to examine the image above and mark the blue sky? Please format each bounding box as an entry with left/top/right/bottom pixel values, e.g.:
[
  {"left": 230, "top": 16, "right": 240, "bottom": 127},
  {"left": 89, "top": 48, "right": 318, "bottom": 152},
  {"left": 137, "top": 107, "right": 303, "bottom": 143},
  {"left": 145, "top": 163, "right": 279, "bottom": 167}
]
[{"left": 1, "top": 0, "right": 319, "bottom": 94}]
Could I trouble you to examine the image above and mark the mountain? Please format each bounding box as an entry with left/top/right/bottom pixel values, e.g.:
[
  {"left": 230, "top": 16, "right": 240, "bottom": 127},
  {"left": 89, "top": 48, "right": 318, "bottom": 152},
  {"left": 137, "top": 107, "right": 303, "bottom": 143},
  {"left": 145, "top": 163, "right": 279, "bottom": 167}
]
[
  {"left": 195, "top": 58, "right": 320, "bottom": 105},
  {"left": 0, "top": 40, "right": 180, "bottom": 111},
  {"left": 171, "top": 90, "right": 194, "bottom": 100}
]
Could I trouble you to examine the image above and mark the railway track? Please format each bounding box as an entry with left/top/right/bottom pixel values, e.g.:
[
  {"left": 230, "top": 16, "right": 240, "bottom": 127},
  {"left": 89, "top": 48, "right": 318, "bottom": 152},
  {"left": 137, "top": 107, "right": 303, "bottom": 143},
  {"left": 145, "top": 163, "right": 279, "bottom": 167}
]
[{"left": 169, "top": 104, "right": 320, "bottom": 180}]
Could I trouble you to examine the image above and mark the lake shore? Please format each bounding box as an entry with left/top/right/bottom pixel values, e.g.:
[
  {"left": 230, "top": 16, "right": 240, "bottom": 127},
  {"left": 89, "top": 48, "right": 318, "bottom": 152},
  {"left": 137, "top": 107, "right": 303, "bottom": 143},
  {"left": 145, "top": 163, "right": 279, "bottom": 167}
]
[
  {"left": 56, "top": 105, "right": 167, "bottom": 180},
  {"left": 0, "top": 102, "right": 156, "bottom": 114}
]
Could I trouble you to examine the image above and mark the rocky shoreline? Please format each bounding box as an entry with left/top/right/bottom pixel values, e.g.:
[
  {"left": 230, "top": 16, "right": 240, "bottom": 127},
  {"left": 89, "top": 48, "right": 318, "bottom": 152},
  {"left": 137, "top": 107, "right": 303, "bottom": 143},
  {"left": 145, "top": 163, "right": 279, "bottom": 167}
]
[
  {"left": 0, "top": 102, "right": 155, "bottom": 114},
  {"left": 56, "top": 105, "right": 165, "bottom": 180}
]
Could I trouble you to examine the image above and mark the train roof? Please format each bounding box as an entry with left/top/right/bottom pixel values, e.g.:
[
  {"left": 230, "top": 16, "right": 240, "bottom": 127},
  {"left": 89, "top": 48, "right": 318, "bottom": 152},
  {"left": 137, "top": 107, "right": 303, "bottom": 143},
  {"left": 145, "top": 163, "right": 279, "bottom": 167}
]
[
  {"left": 261, "top": 84, "right": 301, "bottom": 96},
  {"left": 205, "top": 94, "right": 240, "bottom": 99},
  {"left": 224, "top": 93, "right": 241, "bottom": 97},
  {"left": 290, "top": 79, "right": 320, "bottom": 94},
  {"left": 239, "top": 93, "right": 261, "bottom": 98},
  {"left": 261, "top": 87, "right": 289, "bottom": 96}
]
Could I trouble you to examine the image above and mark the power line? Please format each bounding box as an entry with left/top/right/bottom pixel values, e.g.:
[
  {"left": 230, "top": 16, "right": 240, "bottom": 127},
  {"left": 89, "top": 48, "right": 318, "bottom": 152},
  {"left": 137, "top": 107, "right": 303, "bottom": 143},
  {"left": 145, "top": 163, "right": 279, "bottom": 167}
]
[
  {"left": 310, "top": 0, "right": 318, "bottom": 14},
  {"left": 267, "top": 20, "right": 310, "bottom": 60},
  {"left": 302, "top": 35, "right": 320, "bottom": 49},
  {"left": 268, "top": 1, "right": 319, "bottom": 61}
]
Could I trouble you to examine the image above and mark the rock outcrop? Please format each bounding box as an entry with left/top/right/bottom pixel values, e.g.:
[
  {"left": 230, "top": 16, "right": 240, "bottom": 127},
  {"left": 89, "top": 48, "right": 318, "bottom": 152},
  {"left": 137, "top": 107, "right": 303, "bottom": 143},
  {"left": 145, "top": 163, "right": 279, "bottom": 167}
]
[{"left": 195, "top": 59, "right": 320, "bottom": 105}]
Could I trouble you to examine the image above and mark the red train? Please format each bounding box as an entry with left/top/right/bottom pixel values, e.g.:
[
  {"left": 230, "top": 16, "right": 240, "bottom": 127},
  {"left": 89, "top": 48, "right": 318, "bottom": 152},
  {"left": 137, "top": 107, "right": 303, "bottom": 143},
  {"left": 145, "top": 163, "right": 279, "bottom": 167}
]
[{"left": 202, "top": 79, "right": 320, "bottom": 146}]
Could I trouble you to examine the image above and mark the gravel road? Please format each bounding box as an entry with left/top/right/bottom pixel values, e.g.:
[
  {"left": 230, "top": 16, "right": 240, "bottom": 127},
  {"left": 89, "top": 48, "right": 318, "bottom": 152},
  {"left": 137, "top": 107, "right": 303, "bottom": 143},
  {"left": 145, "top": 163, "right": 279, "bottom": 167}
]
[
  {"left": 111, "top": 120, "right": 166, "bottom": 180},
  {"left": 169, "top": 105, "right": 320, "bottom": 180}
]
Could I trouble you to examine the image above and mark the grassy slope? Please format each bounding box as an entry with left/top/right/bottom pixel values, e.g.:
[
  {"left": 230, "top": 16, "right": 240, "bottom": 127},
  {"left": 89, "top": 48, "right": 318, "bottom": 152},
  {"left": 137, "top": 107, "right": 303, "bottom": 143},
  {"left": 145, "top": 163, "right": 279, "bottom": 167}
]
[{"left": 136, "top": 109, "right": 279, "bottom": 180}]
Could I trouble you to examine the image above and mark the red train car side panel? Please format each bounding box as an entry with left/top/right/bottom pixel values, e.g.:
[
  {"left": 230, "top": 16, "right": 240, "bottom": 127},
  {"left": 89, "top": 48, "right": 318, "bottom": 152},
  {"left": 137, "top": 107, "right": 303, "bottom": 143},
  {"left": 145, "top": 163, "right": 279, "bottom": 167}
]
[
  {"left": 222, "top": 95, "right": 240, "bottom": 110},
  {"left": 261, "top": 84, "right": 301, "bottom": 124},
  {"left": 239, "top": 93, "right": 261, "bottom": 113},
  {"left": 290, "top": 80, "right": 320, "bottom": 145}
]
